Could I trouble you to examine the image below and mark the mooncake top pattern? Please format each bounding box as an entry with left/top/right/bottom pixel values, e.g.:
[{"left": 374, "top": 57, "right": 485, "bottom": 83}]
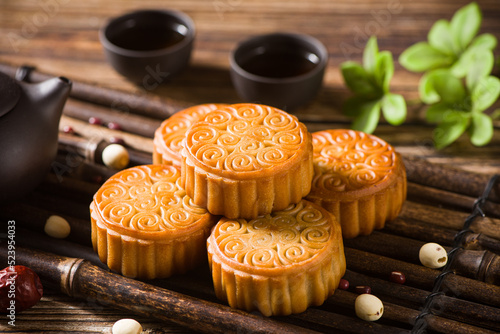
[
  {"left": 183, "top": 103, "right": 310, "bottom": 178},
  {"left": 93, "top": 165, "right": 213, "bottom": 239},
  {"left": 311, "top": 129, "right": 399, "bottom": 194}
]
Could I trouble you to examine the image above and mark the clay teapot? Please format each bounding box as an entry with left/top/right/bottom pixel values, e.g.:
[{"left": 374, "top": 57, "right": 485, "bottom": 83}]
[{"left": 0, "top": 70, "right": 72, "bottom": 201}]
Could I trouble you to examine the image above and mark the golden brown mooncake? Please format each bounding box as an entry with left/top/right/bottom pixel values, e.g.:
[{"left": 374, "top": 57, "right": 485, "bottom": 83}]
[
  {"left": 153, "top": 104, "right": 228, "bottom": 166},
  {"left": 181, "top": 103, "right": 314, "bottom": 219},
  {"left": 306, "top": 129, "right": 407, "bottom": 239},
  {"left": 90, "top": 164, "right": 217, "bottom": 279},
  {"left": 207, "top": 199, "right": 346, "bottom": 316}
]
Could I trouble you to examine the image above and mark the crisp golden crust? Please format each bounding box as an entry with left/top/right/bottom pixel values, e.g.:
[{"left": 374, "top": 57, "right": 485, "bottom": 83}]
[
  {"left": 309, "top": 129, "right": 400, "bottom": 201},
  {"left": 207, "top": 199, "right": 346, "bottom": 316},
  {"left": 181, "top": 103, "right": 313, "bottom": 219},
  {"left": 306, "top": 129, "right": 407, "bottom": 238},
  {"left": 92, "top": 165, "right": 214, "bottom": 240},
  {"left": 90, "top": 164, "right": 217, "bottom": 279},
  {"left": 182, "top": 103, "right": 310, "bottom": 180},
  {"left": 153, "top": 104, "right": 227, "bottom": 166}
]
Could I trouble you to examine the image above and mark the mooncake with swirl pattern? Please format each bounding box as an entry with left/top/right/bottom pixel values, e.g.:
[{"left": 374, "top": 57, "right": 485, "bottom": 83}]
[
  {"left": 90, "top": 164, "right": 217, "bottom": 279},
  {"left": 306, "top": 129, "right": 406, "bottom": 239},
  {"left": 207, "top": 199, "right": 346, "bottom": 316},
  {"left": 153, "top": 103, "right": 228, "bottom": 166},
  {"left": 181, "top": 103, "right": 314, "bottom": 219}
]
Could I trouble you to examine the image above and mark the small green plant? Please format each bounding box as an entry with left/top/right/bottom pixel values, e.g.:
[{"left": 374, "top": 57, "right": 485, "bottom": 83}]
[
  {"left": 399, "top": 2, "right": 499, "bottom": 148},
  {"left": 340, "top": 36, "right": 406, "bottom": 134},
  {"left": 422, "top": 69, "right": 500, "bottom": 149},
  {"left": 399, "top": 2, "right": 496, "bottom": 82}
]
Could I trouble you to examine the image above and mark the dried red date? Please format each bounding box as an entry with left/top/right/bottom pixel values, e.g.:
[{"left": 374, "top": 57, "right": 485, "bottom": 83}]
[{"left": 0, "top": 265, "right": 43, "bottom": 313}]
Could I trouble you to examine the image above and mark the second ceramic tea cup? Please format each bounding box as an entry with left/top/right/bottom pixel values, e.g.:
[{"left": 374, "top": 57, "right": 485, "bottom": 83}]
[{"left": 230, "top": 32, "right": 328, "bottom": 111}]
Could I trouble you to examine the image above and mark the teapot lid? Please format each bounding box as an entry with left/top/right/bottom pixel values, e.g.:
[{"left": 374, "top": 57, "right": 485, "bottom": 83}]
[{"left": 0, "top": 71, "right": 21, "bottom": 118}]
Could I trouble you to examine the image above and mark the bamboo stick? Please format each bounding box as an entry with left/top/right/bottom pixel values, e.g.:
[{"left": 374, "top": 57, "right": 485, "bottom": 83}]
[
  {"left": 0, "top": 245, "right": 334, "bottom": 334},
  {"left": 40, "top": 173, "right": 99, "bottom": 203},
  {"left": 407, "top": 182, "right": 500, "bottom": 218},
  {"left": 6, "top": 227, "right": 499, "bottom": 333},
  {"left": 342, "top": 270, "right": 500, "bottom": 331},
  {"left": 327, "top": 289, "right": 497, "bottom": 334},
  {"left": 384, "top": 217, "right": 500, "bottom": 255},
  {"left": 59, "top": 115, "right": 153, "bottom": 154},
  {"left": 58, "top": 132, "right": 153, "bottom": 168},
  {"left": 344, "top": 247, "right": 500, "bottom": 307},
  {"left": 64, "top": 99, "right": 162, "bottom": 138},
  {"left": 0, "top": 62, "right": 190, "bottom": 120},
  {"left": 9, "top": 227, "right": 104, "bottom": 269},
  {"left": 403, "top": 155, "right": 500, "bottom": 203},
  {"left": 4, "top": 245, "right": 498, "bottom": 334},
  {"left": 400, "top": 201, "right": 500, "bottom": 240},
  {"left": 0, "top": 202, "right": 91, "bottom": 246},
  {"left": 287, "top": 308, "right": 408, "bottom": 334},
  {"left": 344, "top": 231, "right": 500, "bottom": 285}
]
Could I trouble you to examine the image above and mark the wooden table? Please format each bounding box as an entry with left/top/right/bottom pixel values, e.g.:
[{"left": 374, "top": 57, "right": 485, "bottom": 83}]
[{"left": 1, "top": 0, "right": 499, "bottom": 333}]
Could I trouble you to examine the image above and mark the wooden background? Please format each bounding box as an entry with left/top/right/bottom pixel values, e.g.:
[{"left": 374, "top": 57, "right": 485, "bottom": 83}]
[{"left": 0, "top": 0, "right": 499, "bottom": 332}]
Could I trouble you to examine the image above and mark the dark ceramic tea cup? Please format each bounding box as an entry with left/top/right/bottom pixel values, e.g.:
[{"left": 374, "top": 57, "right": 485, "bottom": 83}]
[
  {"left": 99, "top": 9, "right": 195, "bottom": 86},
  {"left": 230, "top": 32, "right": 328, "bottom": 111}
]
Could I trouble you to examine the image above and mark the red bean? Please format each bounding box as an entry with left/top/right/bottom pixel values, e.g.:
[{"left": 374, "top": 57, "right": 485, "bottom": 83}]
[
  {"left": 338, "top": 279, "right": 349, "bottom": 290},
  {"left": 389, "top": 271, "right": 406, "bottom": 284},
  {"left": 355, "top": 285, "right": 371, "bottom": 294}
]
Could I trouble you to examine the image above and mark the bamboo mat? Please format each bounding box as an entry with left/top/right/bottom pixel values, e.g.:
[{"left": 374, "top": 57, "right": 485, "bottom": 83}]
[{"left": 1, "top": 0, "right": 500, "bottom": 332}]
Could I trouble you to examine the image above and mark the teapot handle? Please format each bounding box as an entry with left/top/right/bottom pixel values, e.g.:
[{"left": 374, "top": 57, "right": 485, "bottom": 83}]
[{"left": 15, "top": 65, "right": 36, "bottom": 82}]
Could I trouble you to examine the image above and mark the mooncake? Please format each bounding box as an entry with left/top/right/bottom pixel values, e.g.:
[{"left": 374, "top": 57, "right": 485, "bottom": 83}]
[
  {"left": 181, "top": 103, "right": 314, "bottom": 219},
  {"left": 207, "top": 199, "right": 346, "bottom": 316},
  {"left": 153, "top": 103, "right": 227, "bottom": 166},
  {"left": 90, "top": 164, "right": 217, "bottom": 279},
  {"left": 306, "top": 129, "right": 406, "bottom": 239}
]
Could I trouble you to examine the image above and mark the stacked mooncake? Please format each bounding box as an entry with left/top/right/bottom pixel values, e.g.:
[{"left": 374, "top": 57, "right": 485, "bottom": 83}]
[
  {"left": 90, "top": 164, "right": 217, "bottom": 280},
  {"left": 91, "top": 102, "right": 406, "bottom": 316}
]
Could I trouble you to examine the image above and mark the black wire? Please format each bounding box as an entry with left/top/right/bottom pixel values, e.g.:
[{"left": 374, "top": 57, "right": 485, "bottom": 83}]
[{"left": 411, "top": 174, "right": 499, "bottom": 334}]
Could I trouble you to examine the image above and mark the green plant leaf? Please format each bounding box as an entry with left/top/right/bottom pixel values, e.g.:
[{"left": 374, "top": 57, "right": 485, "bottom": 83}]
[
  {"left": 433, "top": 111, "right": 470, "bottom": 149},
  {"left": 343, "top": 96, "right": 371, "bottom": 117},
  {"left": 419, "top": 69, "right": 466, "bottom": 105},
  {"left": 469, "top": 113, "right": 493, "bottom": 146},
  {"left": 381, "top": 93, "right": 406, "bottom": 125},
  {"left": 399, "top": 42, "right": 454, "bottom": 72},
  {"left": 450, "top": 2, "right": 482, "bottom": 52},
  {"left": 351, "top": 100, "right": 381, "bottom": 134},
  {"left": 469, "top": 33, "right": 497, "bottom": 50},
  {"left": 428, "top": 19, "right": 455, "bottom": 55},
  {"left": 363, "top": 36, "right": 378, "bottom": 74},
  {"left": 466, "top": 50, "right": 494, "bottom": 91},
  {"left": 425, "top": 101, "right": 452, "bottom": 123},
  {"left": 451, "top": 34, "right": 498, "bottom": 77},
  {"left": 419, "top": 70, "right": 442, "bottom": 104},
  {"left": 374, "top": 51, "right": 394, "bottom": 93},
  {"left": 341, "top": 61, "right": 380, "bottom": 97},
  {"left": 471, "top": 76, "right": 500, "bottom": 112}
]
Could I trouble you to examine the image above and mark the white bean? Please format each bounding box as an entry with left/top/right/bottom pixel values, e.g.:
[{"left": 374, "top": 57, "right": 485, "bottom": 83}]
[
  {"left": 112, "top": 319, "right": 142, "bottom": 334},
  {"left": 355, "top": 294, "right": 384, "bottom": 321},
  {"left": 419, "top": 242, "right": 448, "bottom": 268},
  {"left": 44, "top": 215, "right": 71, "bottom": 239},
  {"left": 102, "top": 144, "right": 129, "bottom": 170}
]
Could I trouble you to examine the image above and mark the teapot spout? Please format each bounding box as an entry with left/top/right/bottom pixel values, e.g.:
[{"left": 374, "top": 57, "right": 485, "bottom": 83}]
[{"left": 35, "top": 76, "right": 72, "bottom": 120}]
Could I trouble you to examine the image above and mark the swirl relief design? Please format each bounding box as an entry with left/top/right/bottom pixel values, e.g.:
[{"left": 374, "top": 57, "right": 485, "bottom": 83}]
[
  {"left": 184, "top": 104, "right": 308, "bottom": 174},
  {"left": 312, "top": 129, "right": 397, "bottom": 192},
  {"left": 93, "top": 165, "right": 211, "bottom": 237},
  {"left": 212, "top": 201, "right": 332, "bottom": 269},
  {"left": 154, "top": 104, "right": 227, "bottom": 165}
]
